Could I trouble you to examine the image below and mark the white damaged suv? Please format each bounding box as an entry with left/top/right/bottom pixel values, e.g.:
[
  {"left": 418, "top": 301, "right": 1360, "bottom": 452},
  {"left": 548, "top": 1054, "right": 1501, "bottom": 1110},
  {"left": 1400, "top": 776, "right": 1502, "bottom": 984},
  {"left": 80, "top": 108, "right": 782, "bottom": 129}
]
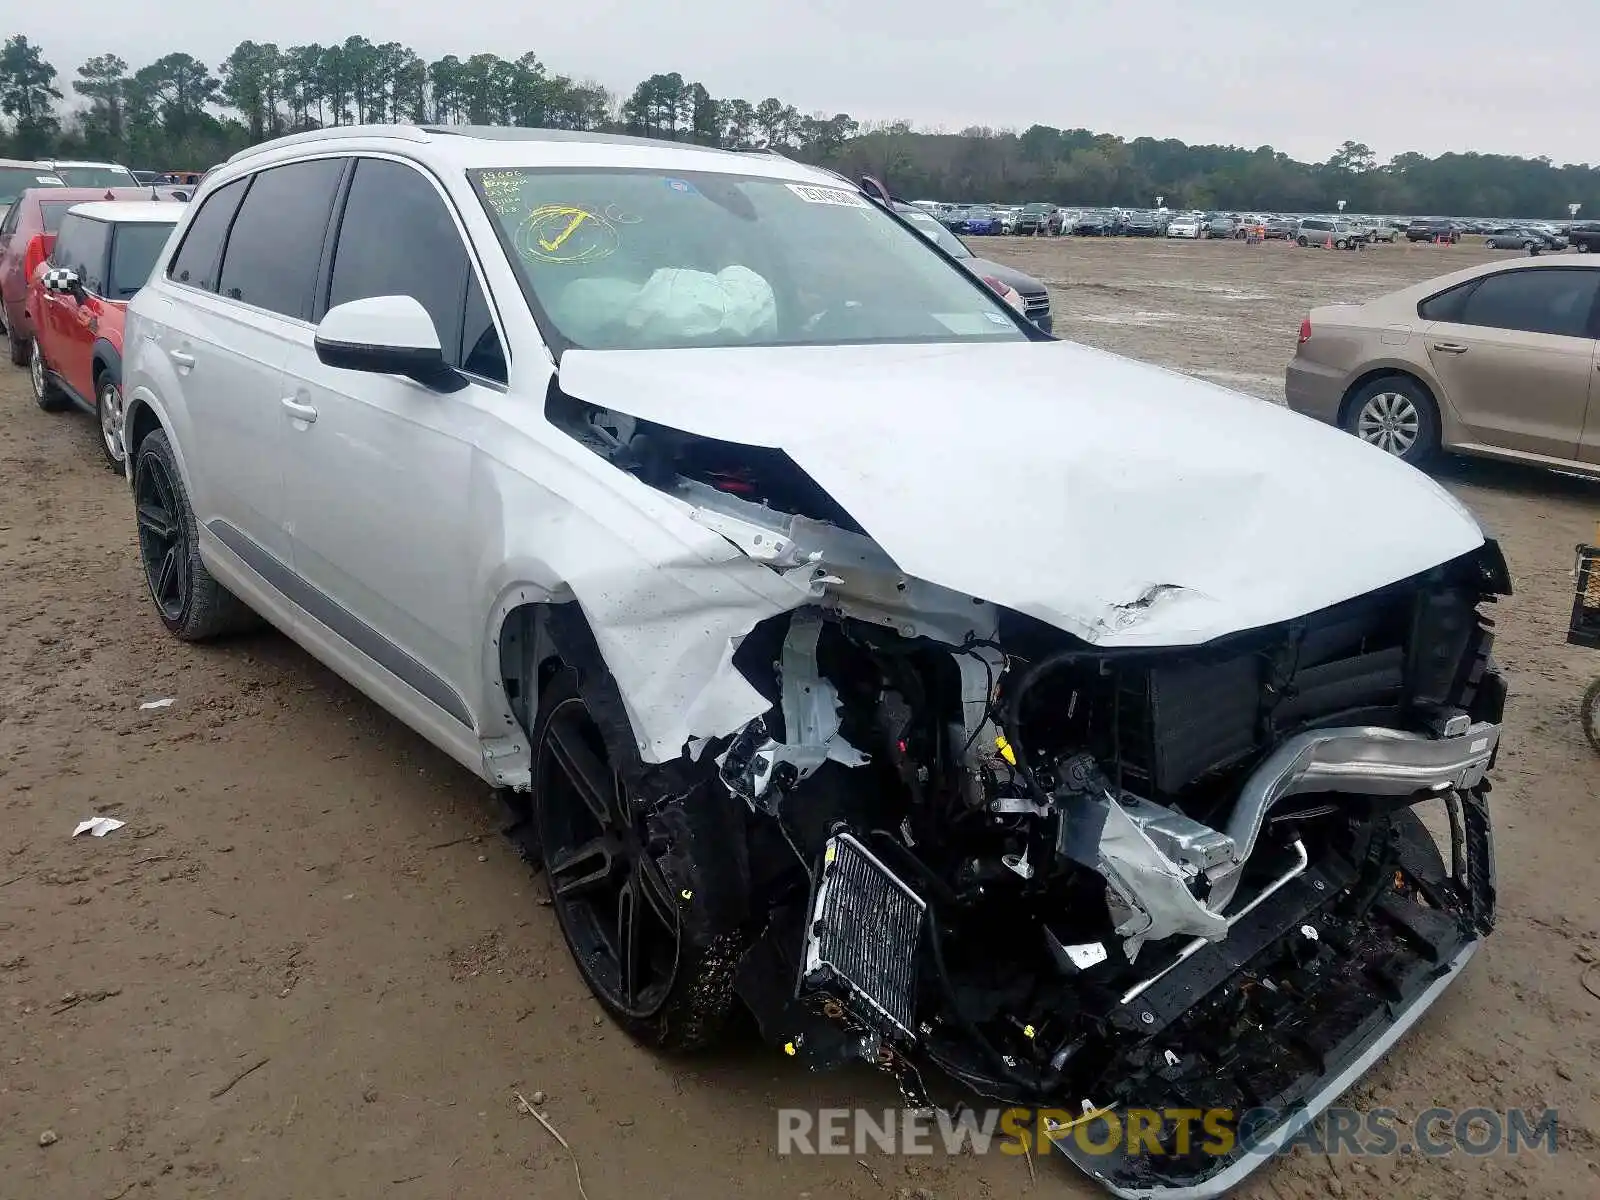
[{"left": 123, "top": 125, "right": 1508, "bottom": 1199}]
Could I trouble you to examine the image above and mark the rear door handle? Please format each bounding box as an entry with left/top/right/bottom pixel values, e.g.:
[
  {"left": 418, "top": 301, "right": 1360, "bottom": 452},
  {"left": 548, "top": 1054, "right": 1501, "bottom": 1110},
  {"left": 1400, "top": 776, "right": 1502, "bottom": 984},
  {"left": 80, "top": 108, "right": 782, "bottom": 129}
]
[
  {"left": 1431, "top": 342, "right": 1469, "bottom": 354},
  {"left": 280, "top": 397, "right": 318, "bottom": 424},
  {"left": 168, "top": 349, "right": 195, "bottom": 369}
]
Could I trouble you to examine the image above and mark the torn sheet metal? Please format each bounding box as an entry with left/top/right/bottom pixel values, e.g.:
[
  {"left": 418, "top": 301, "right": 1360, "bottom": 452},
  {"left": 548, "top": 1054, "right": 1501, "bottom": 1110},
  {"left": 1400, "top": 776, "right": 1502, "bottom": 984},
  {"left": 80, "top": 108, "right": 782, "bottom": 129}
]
[
  {"left": 558, "top": 340, "right": 1485, "bottom": 649},
  {"left": 1058, "top": 789, "right": 1229, "bottom": 961},
  {"left": 479, "top": 452, "right": 822, "bottom": 765},
  {"left": 718, "top": 610, "right": 868, "bottom": 809}
]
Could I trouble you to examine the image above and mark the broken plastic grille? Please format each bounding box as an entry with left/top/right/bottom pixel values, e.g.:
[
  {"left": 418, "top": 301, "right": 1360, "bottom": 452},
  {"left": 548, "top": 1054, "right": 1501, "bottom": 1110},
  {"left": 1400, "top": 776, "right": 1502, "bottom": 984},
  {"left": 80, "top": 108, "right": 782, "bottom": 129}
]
[{"left": 804, "top": 834, "right": 926, "bottom": 1038}]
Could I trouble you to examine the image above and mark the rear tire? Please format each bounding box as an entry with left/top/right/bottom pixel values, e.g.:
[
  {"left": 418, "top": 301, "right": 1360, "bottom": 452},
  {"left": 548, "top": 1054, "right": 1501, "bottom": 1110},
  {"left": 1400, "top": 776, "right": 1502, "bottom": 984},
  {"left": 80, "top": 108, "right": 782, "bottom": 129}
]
[
  {"left": 133, "top": 427, "right": 258, "bottom": 640},
  {"left": 1342, "top": 375, "right": 1440, "bottom": 466}
]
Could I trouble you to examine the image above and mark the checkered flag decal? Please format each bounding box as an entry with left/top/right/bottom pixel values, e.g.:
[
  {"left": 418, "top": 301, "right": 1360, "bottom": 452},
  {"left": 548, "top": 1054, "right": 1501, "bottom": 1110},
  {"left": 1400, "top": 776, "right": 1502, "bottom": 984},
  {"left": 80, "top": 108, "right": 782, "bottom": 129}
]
[{"left": 42, "top": 267, "right": 75, "bottom": 291}]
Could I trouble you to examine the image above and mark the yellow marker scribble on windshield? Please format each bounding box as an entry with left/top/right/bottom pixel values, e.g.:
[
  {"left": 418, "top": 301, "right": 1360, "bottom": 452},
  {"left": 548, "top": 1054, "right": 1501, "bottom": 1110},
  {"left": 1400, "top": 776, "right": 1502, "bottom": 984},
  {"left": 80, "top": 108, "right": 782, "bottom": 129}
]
[
  {"left": 517, "top": 205, "right": 620, "bottom": 265},
  {"left": 539, "top": 208, "right": 590, "bottom": 252}
]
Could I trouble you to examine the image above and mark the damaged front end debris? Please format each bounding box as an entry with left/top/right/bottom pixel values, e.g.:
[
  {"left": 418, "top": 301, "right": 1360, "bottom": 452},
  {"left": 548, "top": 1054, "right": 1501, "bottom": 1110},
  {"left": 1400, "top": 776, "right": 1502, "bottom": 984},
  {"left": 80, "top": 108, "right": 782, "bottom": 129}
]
[{"left": 525, "top": 389, "right": 1509, "bottom": 1199}]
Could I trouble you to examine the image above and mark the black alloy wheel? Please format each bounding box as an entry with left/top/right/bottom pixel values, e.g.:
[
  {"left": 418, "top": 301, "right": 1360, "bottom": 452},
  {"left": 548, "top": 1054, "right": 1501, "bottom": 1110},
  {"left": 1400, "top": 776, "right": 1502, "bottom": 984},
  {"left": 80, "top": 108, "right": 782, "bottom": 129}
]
[
  {"left": 534, "top": 692, "right": 684, "bottom": 1022},
  {"left": 130, "top": 428, "right": 257, "bottom": 639},
  {"left": 135, "top": 449, "right": 190, "bottom": 625}
]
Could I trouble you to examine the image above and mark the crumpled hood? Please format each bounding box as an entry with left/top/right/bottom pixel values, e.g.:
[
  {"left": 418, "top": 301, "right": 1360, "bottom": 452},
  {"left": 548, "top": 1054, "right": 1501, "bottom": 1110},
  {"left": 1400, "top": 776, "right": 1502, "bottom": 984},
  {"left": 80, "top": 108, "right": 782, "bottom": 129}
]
[{"left": 559, "top": 339, "right": 1484, "bottom": 646}]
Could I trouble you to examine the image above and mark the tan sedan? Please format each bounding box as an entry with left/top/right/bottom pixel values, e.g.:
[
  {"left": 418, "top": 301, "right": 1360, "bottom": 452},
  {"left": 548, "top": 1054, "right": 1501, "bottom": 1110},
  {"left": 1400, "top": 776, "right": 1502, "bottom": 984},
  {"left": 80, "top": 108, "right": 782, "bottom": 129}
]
[{"left": 1286, "top": 257, "right": 1600, "bottom": 470}]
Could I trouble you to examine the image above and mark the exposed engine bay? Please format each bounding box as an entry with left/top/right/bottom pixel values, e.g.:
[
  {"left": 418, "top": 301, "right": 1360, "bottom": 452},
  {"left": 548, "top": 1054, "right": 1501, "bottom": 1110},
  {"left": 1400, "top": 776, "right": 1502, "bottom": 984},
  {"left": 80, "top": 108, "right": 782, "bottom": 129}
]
[{"left": 539, "top": 391, "right": 1508, "bottom": 1197}]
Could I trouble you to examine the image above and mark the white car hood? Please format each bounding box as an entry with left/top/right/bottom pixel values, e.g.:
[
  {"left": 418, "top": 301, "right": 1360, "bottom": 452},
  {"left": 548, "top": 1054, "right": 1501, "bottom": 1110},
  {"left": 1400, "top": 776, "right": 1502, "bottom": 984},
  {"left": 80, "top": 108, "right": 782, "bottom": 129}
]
[{"left": 559, "top": 339, "right": 1484, "bottom": 647}]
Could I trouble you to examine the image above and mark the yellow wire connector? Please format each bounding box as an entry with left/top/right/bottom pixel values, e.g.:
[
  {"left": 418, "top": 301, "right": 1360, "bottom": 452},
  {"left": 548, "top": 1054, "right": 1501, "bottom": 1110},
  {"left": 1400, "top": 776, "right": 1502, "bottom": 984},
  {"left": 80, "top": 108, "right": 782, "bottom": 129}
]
[{"left": 994, "top": 734, "right": 1017, "bottom": 766}]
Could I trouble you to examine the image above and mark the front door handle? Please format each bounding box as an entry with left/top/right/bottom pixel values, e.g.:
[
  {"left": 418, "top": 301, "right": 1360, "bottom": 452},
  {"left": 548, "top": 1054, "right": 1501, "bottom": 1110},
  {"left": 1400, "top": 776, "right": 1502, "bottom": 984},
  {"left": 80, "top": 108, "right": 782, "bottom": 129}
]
[
  {"left": 280, "top": 397, "right": 318, "bottom": 424},
  {"left": 1431, "top": 342, "right": 1469, "bottom": 354},
  {"left": 168, "top": 349, "right": 195, "bottom": 370}
]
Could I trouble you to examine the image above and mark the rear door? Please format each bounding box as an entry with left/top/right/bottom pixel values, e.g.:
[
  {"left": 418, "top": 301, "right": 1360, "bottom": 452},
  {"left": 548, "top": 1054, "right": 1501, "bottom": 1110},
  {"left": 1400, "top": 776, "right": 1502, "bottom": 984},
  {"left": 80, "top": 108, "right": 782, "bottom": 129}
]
[
  {"left": 278, "top": 154, "right": 509, "bottom": 730},
  {"left": 151, "top": 160, "right": 345, "bottom": 568},
  {"left": 1423, "top": 266, "right": 1600, "bottom": 460}
]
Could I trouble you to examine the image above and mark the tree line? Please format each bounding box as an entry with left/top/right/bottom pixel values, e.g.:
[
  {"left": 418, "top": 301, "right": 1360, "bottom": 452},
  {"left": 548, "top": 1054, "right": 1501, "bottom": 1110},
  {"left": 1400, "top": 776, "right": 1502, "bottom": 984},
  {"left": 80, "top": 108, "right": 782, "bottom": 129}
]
[{"left": 2, "top": 32, "right": 1596, "bottom": 219}]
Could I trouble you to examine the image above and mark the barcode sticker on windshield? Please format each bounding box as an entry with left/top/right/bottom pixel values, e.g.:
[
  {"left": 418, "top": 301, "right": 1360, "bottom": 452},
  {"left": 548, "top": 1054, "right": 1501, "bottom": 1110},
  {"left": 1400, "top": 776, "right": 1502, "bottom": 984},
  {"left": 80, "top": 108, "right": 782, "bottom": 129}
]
[{"left": 787, "top": 184, "right": 870, "bottom": 209}]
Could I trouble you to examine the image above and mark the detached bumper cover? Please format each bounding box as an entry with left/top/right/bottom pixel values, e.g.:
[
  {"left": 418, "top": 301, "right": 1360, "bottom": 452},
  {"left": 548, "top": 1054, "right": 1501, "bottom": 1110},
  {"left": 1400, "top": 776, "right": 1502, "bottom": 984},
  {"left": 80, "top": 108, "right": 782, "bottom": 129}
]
[
  {"left": 1063, "top": 941, "right": 1480, "bottom": 1199},
  {"left": 1051, "top": 783, "right": 1496, "bottom": 1199}
]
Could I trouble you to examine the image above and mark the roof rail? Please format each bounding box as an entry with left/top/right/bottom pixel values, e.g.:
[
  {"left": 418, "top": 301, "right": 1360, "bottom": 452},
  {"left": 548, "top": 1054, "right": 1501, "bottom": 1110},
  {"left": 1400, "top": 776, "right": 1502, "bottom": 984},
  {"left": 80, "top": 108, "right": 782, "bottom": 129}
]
[{"left": 226, "top": 124, "right": 431, "bottom": 165}]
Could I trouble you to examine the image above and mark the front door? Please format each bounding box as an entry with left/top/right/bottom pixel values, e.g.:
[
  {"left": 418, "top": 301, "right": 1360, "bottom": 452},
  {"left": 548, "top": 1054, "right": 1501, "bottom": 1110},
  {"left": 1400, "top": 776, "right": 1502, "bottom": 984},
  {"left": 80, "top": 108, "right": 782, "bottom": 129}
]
[
  {"left": 1424, "top": 266, "right": 1600, "bottom": 461},
  {"left": 279, "top": 155, "right": 509, "bottom": 732}
]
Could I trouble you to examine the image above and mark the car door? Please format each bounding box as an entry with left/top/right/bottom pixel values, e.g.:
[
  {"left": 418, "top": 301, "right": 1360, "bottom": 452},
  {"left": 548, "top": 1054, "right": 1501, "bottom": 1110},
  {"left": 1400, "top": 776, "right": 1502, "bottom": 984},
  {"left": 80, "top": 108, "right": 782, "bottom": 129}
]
[
  {"left": 1423, "top": 266, "right": 1600, "bottom": 460},
  {"left": 156, "top": 160, "right": 345, "bottom": 569},
  {"left": 278, "top": 155, "right": 509, "bottom": 730},
  {"left": 56, "top": 215, "right": 110, "bottom": 399},
  {"left": 38, "top": 214, "right": 104, "bottom": 392}
]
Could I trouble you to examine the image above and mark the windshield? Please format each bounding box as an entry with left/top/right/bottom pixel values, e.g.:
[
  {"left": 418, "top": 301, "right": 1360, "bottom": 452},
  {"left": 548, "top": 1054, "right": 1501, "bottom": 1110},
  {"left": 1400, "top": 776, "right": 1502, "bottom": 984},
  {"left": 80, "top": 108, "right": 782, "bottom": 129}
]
[
  {"left": 108, "top": 222, "right": 175, "bottom": 299},
  {"left": 899, "top": 209, "right": 972, "bottom": 259},
  {"left": 472, "top": 168, "right": 1025, "bottom": 352},
  {"left": 0, "top": 166, "right": 65, "bottom": 205},
  {"left": 53, "top": 165, "right": 137, "bottom": 188}
]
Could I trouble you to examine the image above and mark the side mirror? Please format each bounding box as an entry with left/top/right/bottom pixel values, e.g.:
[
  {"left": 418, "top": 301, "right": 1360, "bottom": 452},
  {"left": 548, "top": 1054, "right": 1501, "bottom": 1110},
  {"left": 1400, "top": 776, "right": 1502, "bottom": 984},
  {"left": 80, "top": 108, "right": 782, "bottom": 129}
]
[
  {"left": 314, "top": 295, "right": 457, "bottom": 388},
  {"left": 43, "top": 266, "right": 82, "bottom": 297}
]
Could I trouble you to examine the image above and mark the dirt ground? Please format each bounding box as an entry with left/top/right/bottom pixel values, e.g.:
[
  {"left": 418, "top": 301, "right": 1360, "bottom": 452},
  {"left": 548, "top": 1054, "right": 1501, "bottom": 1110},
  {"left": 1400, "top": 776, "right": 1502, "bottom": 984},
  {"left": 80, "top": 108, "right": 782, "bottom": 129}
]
[{"left": 3, "top": 236, "right": 1598, "bottom": 1200}]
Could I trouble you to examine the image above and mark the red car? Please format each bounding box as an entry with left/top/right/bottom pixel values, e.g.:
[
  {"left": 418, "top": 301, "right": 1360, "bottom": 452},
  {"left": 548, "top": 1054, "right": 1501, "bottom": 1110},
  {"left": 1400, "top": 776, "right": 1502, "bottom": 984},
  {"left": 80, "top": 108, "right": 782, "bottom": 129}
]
[
  {"left": 27, "top": 201, "right": 183, "bottom": 469},
  {"left": 0, "top": 185, "right": 147, "bottom": 367}
]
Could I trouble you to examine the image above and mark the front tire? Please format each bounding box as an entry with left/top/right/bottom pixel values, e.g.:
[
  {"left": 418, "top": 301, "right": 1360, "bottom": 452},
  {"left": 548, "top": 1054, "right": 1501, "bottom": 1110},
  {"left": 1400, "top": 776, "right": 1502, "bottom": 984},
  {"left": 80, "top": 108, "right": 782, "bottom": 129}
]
[
  {"left": 1297, "top": 235, "right": 1309, "bottom": 247},
  {"left": 1342, "top": 375, "right": 1440, "bottom": 466},
  {"left": 133, "top": 428, "right": 257, "bottom": 639},
  {"left": 1581, "top": 678, "right": 1600, "bottom": 755},
  {"left": 530, "top": 669, "right": 746, "bottom": 1051}
]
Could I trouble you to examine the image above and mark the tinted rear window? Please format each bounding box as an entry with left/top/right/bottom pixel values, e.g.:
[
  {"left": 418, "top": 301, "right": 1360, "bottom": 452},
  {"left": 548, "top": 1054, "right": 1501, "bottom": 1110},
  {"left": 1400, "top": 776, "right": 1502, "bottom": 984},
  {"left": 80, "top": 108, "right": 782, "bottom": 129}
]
[
  {"left": 40, "top": 201, "right": 77, "bottom": 233},
  {"left": 109, "top": 222, "right": 176, "bottom": 299},
  {"left": 0, "top": 167, "right": 64, "bottom": 205},
  {"left": 217, "top": 159, "right": 343, "bottom": 319},
  {"left": 1456, "top": 268, "right": 1600, "bottom": 338},
  {"left": 168, "top": 178, "right": 247, "bottom": 291},
  {"left": 52, "top": 165, "right": 138, "bottom": 188}
]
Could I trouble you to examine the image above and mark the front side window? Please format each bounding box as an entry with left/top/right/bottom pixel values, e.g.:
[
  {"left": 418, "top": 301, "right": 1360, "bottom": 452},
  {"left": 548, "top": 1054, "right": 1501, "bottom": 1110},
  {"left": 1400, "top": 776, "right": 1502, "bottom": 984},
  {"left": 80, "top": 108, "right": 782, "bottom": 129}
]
[
  {"left": 108, "top": 222, "right": 177, "bottom": 300},
  {"left": 168, "top": 178, "right": 246, "bottom": 291},
  {"left": 1455, "top": 269, "right": 1600, "bottom": 339},
  {"left": 326, "top": 157, "right": 505, "bottom": 381},
  {"left": 470, "top": 168, "right": 1027, "bottom": 353},
  {"left": 217, "top": 158, "right": 344, "bottom": 319},
  {"left": 50, "top": 215, "right": 109, "bottom": 291},
  {"left": 52, "top": 165, "right": 137, "bottom": 188}
]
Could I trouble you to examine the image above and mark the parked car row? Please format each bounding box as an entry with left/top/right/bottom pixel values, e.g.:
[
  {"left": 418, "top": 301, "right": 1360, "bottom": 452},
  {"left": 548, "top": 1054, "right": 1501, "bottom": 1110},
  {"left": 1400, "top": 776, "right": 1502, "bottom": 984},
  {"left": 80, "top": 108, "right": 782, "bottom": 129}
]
[{"left": 912, "top": 196, "right": 1592, "bottom": 251}]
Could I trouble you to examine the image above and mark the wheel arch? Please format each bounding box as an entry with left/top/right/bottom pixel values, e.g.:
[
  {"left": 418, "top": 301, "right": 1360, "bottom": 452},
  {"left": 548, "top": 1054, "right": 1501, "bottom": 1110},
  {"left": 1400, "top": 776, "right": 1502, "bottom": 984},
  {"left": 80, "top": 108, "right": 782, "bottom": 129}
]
[
  {"left": 1337, "top": 366, "right": 1443, "bottom": 429},
  {"left": 90, "top": 337, "right": 121, "bottom": 389}
]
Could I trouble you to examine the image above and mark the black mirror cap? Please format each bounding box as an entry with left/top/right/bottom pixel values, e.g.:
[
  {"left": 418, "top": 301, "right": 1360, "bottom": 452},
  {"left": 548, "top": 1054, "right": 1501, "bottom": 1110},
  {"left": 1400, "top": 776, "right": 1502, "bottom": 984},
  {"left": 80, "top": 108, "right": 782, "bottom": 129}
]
[{"left": 313, "top": 336, "right": 461, "bottom": 390}]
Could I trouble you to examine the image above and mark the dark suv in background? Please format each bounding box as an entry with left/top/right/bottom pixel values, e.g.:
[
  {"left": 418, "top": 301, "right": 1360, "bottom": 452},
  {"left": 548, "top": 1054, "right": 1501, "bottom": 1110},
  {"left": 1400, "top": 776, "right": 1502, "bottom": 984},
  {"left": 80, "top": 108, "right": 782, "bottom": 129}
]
[
  {"left": 1406, "top": 217, "right": 1461, "bottom": 243},
  {"left": 1569, "top": 221, "right": 1600, "bottom": 253},
  {"left": 1015, "top": 202, "right": 1061, "bottom": 235}
]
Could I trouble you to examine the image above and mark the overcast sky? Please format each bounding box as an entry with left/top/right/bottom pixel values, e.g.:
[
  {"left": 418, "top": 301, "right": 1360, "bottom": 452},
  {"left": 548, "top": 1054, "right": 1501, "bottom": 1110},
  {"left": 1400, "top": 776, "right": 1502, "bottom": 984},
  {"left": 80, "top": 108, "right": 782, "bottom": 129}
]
[{"left": 22, "top": 0, "right": 1596, "bottom": 166}]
